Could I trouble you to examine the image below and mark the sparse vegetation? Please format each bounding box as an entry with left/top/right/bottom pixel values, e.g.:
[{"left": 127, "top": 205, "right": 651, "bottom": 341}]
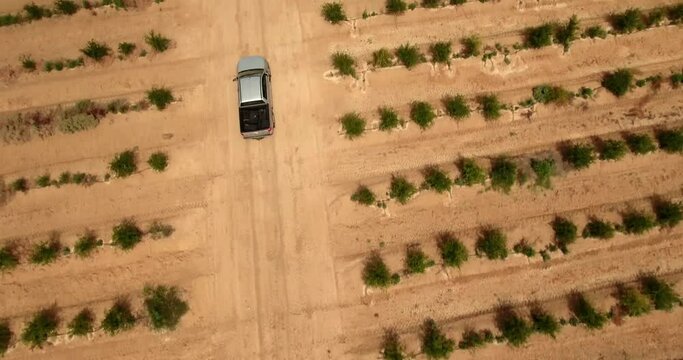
[
  {"left": 109, "top": 149, "right": 138, "bottom": 178},
  {"left": 442, "top": 95, "right": 470, "bottom": 120},
  {"left": 147, "top": 87, "right": 175, "bottom": 110},
  {"left": 0, "top": 322, "right": 11, "bottom": 356},
  {"left": 0, "top": 245, "right": 20, "bottom": 272},
  {"left": 477, "top": 94, "right": 503, "bottom": 120},
  {"left": 421, "top": 0, "right": 440, "bottom": 8},
  {"left": 438, "top": 233, "right": 468, "bottom": 268},
  {"left": 101, "top": 301, "right": 136, "bottom": 335},
  {"left": 458, "top": 329, "right": 493, "bottom": 349},
  {"left": 654, "top": 200, "right": 682, "bottom": 228},
  {"left": 74, "top": 232, "right": 100, "bottom": 258},
  {"left": 622, "top": 211, "right": 656, "bottom": 235},
  {"left": 525, "top": 23, "right": 554, "bottom": 49},
  {"left": 144, "top": 285, "right": 189, "bottom": 331},
  {"left": 582, "top": 219, "right": 615, "bottom": 239},
  {"left": 386, "top": 0, "right": 408, "bottom": 14},
  {"left": 460, "top": 35, "right": 482, "bottom": 58},
  {"left": 372, "top": 48, "right": 394, "bottom": 68},
  {"left": 656, "top": 128, "right": 683, "bottom": 153},
  {"left": 583, "top": 25, "right": 608, "bottom": 39},
  {"left": 21, "top": 309, "right": 58, "bottom": 349},
  {"left": 395, "top": 43, "right": 424, "bottom": 69},
  {"left": 476, "top": 228, "right": 508, "bottom": 260},
  {"left": 668, "top": 4, "right": 683, "bottom": 23},
  {"left": 404, "top": 244, "right": 435, "bottom": 274},
  {"left": 55, "top": 0, "right": 80, "bottom": 15},
  {"left": 429, "top": 41, "right": 452, "bottom": 65},
  {"left": 331, "top": 52, "right": 356, "bottom": 77},
  {"left": 0, "top": 14, "right": 22, "bottom": 27},
  {"left": 553, "top": 217, "right": 577, "bottom": 253},
  {"left": 571, "top": 294, "right": 607, "bottom": 329},
  {"left": 455, "top": 159, "right": 486, "bottom": 186},
  {"left": 147, "top": 221, "right": 175, "bottom": 239},
  {"left": 422, "top": 166, "right": 452, "bottom": 193},
  {"left": 618, "top": 286, "right": 651, "bottom": 317},
  {"left": 68, "top": 309, "right": 94, "bottom": 337},
  {"left": 20, "top": 55, "right": 37, "bottom": 71},
  {"left": 112, "top": 219, "right": 143, "bottom": 250},
  {"left": 389, "top": 175, "right": 417, "bottom": 204},
  {"left": 626, "top": 133, "right": 657, "bottom": 154},
  {"left": 602, "top": 69, "right": 633, "bottom": 97},
  {"left": 381, "top": 329, "right": 405, "bottom": 360},
  {"left": 340, "top": 112, "right": 366, "bottom": 139},
  {"left": 421, "top": 318, "right": 455, "bottom": 359},
  {"left": 118, "top": 42, "right": 137, "bottom": 57},
  {"left": 363, "top": 251, "right": 400, "bottom": 287},
  {"left": 599, "top": 139, "right": 628, "bottom": 160},
  {"left": 321, "top": 2, "right": 347, "bottom": 24},
  {"left": 410, "top": 101, "right": 436, "bottom": 129},
  {"left": 641, "top": 275, "right": 680, "bottom": 311},
  {"left": 513, "top": 241, "right": 535, "bottom": 257},
  {"left": 531, "top": 307, "right": 560, "bottom": 338},
  {"left": 378, "top": 107, "right": 403, "bottom": 131},
  {"left": 58, "top": 113, "right": 99, "bottom": 133},
  {"left": 555, "top": 15, "right": 579, "bottom": 51},
  {"left": 497, "top": 310, "right": 532, "bottom": 347},
  {"left": 530, "top": 157, "right": 556, "bottom": 189},
  {"left": 24, "top": 3, "right": 51, "bottom": 21},
  {"left": 563, "top": 143, "right": 595, "bottom": 169},
  {"left": 80, "top": 40, "right": 111, "bottom": 61},
  {"left": 351, "top": 185, "right": 376, "bottom": 206},
  {"left": 30, "top": 239, "right": 61, "bottom": 265},
  {"left": 145, "top": 31, "right": 171, "bottom": 53},
  {"left": 532, "top": 85, "right": 574, "bottom": 106},
  {"left": 490, "top": 158, "right": 517, "bottom": 193},
  {"left": 611, "top": 8, "right": 646, "bottom": 33},
  {"left": 148, "top": 152, "right": 169, "bottom": 172}
]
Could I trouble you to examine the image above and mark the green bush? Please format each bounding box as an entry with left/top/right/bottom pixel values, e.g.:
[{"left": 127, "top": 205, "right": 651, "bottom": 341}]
[
  {"left": 532, "top": 85, "right": 574, "bottom": 105},
  {"left": 429, "top": 41, "right": 452, "bottom": 65},
  {"left": 450, "top": 0, "right": 466, "bottom": 4},
  {"left": 477, "top": 94, "right": 502, "bottom": 120},
  {"left": 144, "top": 285, "right": 189, "bottom": 331},
  {"left": 490, "top": 158, "right": 516, "bottom": 193},
  {"left": 442, "top": 95, "right": 470, "bottom": 120},
  {"left": 460, "top": 35, "right": 482, "bottom": 58},
  {"left": 410, "top": 101, "right": 436, "bottom": 129},
  {"left": 72, "top": 172, "right": 97, "bottom": 186},
  {"left": 654, "top": 200, "right": 682, "bottom": 228},
  {"left": 30, "top": 239, "right": 61, "bottom": 265},
  {"left": 647, "top": 7, "right": 665, "bottom": 26},
  {"left": 579, "top": 86, "right": 594, "bottom": 99},
  {"left": 331, "top": 52, "right": 356, "bottom": 77},
  {"left": 395, "top": 43, "right": 424, "bottom": 69},
  {"left": 656, "top": 128, "right": 683, "bottom": 153},
  {"left": 582, "top": 219, "right": 615, "bottom": 239},
  {"left": 599, "top": 139, "right": 628, "bottom": 160},
  {"left": 602, "top": 69, "right": 633, "bottom": 97},
  {"left": 386, "top": 0, "right": 408, "bottom": 14},
  {"left": 109, "top": 149, "right": 137, "bottom": 178},
  {"left": 55, "top": 0, "right": 79, "bottom": 15},
  {"left": 622, "top": 211, "right": 655, "bottom": 234},
  {"left": 583, "top": 25, "right": 607, "bottom": 39},
  {"left": 497, "top": 310, "right": 532, "bottom": 347},
  {"left": 58, "top": 171, "right": 72, "bottom": 185},
  {"left": 378, "top": 107, "right": 402, "bottom": 131},
  {"left": 101, "top": 301, "right": 136, "bottom": 335},
  {"left": 553, "top": 217, "right": 577, "bottom": 253},
  {"left": 145, "top": 31, "right": 171, "bottom": 53},
  {"left": 340, "top": 112, "right": 365, "bottom": 139},
  {"left": 107, "top": 99, "right": 131, "bottom": 114},
  {"left": 626, "top": 133, "right": 657, "bottom": 154},
  {"left": 147, "top": 87, "right": 175, "bottom": 110},
  {"left": 641, "top": 275, "right": 680, "bottom": 311},
  {"left": 58, "top": 113, "right": 98, "bottom": 133},
  {"left": 372, "top": 48, "right": 394, "bottom": 68},
  {"left": 668, "top": 4, "right": 683, "bottom": 23},
  {"left": 530, "top": 157, "right": 555, "bottom": 189},
  {"left": 80, "top": 40, "right": 111, "bottom": 61},
  {"left": 0, "top": 322, "right": 11, "bottom": 356},
  {"left": 476, "top": 228, "right": 508, "bottom": 260},
  {"left": 68, "top": 309, "right": 94, "bottom": 337},
  {"left": 20, "top": 55, "right": 37, "bottom": 71},
  {"left": 21, "top": 309, "right": 58, "bottom": 349},
  {"left": 24, "top": 3, "right": 51, "bottom": 21},
  {"left": 421, "top": 318, "right": 455, "bottom": 359},
  {"left": 112, "top": 219, "right": 143, "bottom": 250},
  {"left": 404, "top": 244, "right": 435, "bottom": 274},
  {"left": 421, "top": 0, "right": 440, "bottom": 8},
  {"left": 321, "top": 2, "right": 346, "bottom": 24},
  {"left": 672, "top": 72, "right": 683, "bottom": 88},
  {"left": 456, "top": 159, "right": 486, "bottom": 186},
  {"left": 555, "top": 15, "right": 579, "bottom": 51},
  {"left": 148, "top": 221, "right": 175, "bottom": 239},
  {"left": 438, "top": 233, "right": 468, "bottom": 268},
  {"left": 611, "top": 8, "right": 646, "bottom": 33},
  {"left": 35, "top": 174, "right": 51, "bottom": 188},
  {"left": 381, "top": 329, "right": 405, "bottom": 360},
  {"left": 118, "top": 42, "right": 136, "bottom": 57},
  {"left": 351, "top": 185, "right": 376, "bottom": 206},
  {"left": 389, "top": 175, "right": 417, "bottom": 204},
  {"left": 563, "top": 143, "right": 595, "bottom": 169},
  {"left": 458, "top": 329, "right": 493, "bottom": 349},
  {"left": 618, "top": 286, "right": 651, "bottom": 317},
  {"left": 525, "top": 24, "right": 554, "bottom": 48},
  {"left": 363, "top": 251, "right": 400, "bottom": 287},
  {"left": 11, "top": 178, "right": 29, "bottom": 193},
  {"left": 0, "top": 14, "right": 22, "bottom": 27},
  {"left": 531, "top": 307, "right": 560, "bottom": 338},
  {"left": 147, "top": 152, "right": 168, "bottom": 172},
  {"left": 571, "top": 294, "right": 607, "bottom": 329},
  {"left": 422, "top": 166, "right": 452, "bottom": 193},
  {"left": 513, "top": 241, "right": 535, "bottom": 257},
  {"left": 0, "top": 245, "right": 19, "bottom": 271}
]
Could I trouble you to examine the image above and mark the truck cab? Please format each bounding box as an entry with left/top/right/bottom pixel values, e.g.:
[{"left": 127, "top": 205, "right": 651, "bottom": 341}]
[{"left": 236, "top": 56, "right": 274, "bottom": 139}]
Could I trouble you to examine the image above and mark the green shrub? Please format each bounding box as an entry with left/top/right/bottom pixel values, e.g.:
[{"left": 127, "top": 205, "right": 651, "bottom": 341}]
[
  {"left": 555, "top": 15, "right": 579, "bottom": 51},
  {"left": 458, "top": 329, "right": 493, "bottom": 349},
  {"left": 641, "top": 275, "right": 680, "bottom": 311},
  {"left": 80, "top": 40, "right": 111, "bottom": 61},
  {"left": 476, "top": 228, "right": 508, "bottom": 260},
  {"left": 490, "top": 158, "right": 516, "bottom": 193},
  {"left": 0, "top": 322, "right": 11, "bottom": 356},
  {"left": 421, "top": 318, "right": 455, "bottom": 359},
  {"left": 512, "top": 241, "right": 535, "bottom": 257},
  {"left": 497, "top": 310, "right": 532, "bottom": 347},
  {"left": 438, "top": 233, "right": 468, "bottom": 268},
  {"left": 430, "top": 41, "right": 452, "bottom": 65},
  {"left": 582, "top": 219, "right": 615, "bottom": 239},
  {"left": 118, "top": 42, "right": 136, "bottom": 57},
  {"left": 147, "top": 221, "right": 175, "bottom": 239},
  {"left": 477, "top": 94, "right": 502, "bottom": 120},
  {"left": 421, "top": 0, "right": 440, "bottom": 8},
  {"left": 460, "top": 35, "right": 482, "bottom": 58},
  {"left": 571, "top": 294, "right": 607, "bottom": 329},
  {"left": 672, "top": 72, "right": 683, "bottom": 88},
  {"left": 372, "top": 48, "right": 394, "bottom": 68},
  {"left": 68, "top": 309, "right": 94, "bottom": 337},
  {"left": 656, "top": 128, "right": 683, "bottom": 153},
  {"left": 626, "top": 133, "right": 657, "bottom": 154},
  {"left": 112, "top": 219, "right": 143, "bottom": 250},
  {"left": 21, "top": 309, "right": 58, "bottom": 349},
  {"left": 147, "top": 87, "right": 174, "bottom": 110},
  {"left": 321, "top": 2, "right": 347, "bottom": 24},
  {"left": 599, "top": 139, "right": 628, "bottom": 160},
  {"left": 144, "top": 285, "right": 189, "bottom": 331},
  {"left": 58, "top": 113, "right": 98, "bottom": 133},
  {"left": 107, "top": 99, "right": 131, "bottom": 114},
  {"left": 147, "top": 152, "right": 168, "bottom": 172},
  {"left": 654, "top": 200, "right": 682, "bottom": 228},
  {"left": 442, "top": 95, "right": 469, "bottom": 120},
  {"left": 553, "top": 217, "right": 577, "bottom": 253},
  {"left": 456, "top": 159, "right": 486, "bottom": 186},
  {"left": 72, "top": 172, "right": 97, "bottom": 186},
  {"left": 622, "top": 211, "right": 655, "bottom": 234},
  {"left": 389, "top": 175, "right": 417, "bottom": 204},
  {"left": 109, "top": 149, "right": 137, "bottom": 178},
  {"left": 0, "top": 14, "right": 22, "bottom": 27},
  {"left": 525, "top": 24, "right": 554, "bottom": 48},
  {"left": 579, "top": 86, "right": 594, "bottom": 99},
  {"left": 351, "top": 185, "right": 376, "bottom": 206},
  {"left": 618, "top": 286, "right": 651, "bottom": 317},
  {"left": 35, "top": 174, "right": 51, "bottom": 188},
  {"left": 422, "top": 166, "right": 452, "bottom": 193},
  {"left": 611, "top": 8, "right": 646, "bottom": 33},
  {"left": 378, "top": 107, "right": 402, "bottom": 131},
  {"left": 646, "top": 7, "right": 665, "bottom": 26},
  {"left": 668, "top": 4, "right": 683, "bottom": 23},
  {"left": 58, "top": 171, "right": 72, "bottom": 185},
  {"left": 340, "top": 112, "right": 365, "bottom": 139},
  {"left": 145, "top": 31, "right": 171, "bottom": 53},
  {"left": 532, "top": 85, "right": 574, "bottom": 105},
  {"left": 24, "top": 3, "right": 51, "bottom": 20},
  {"left": 386, "top": 0, "right": 408, "bottom": 14},
  {"left": 20, "top": 55, "right": 37, "bottom": 71},
  {"left": 74, "top": 232, "right": 100, "bottom": 258},
  {"left": 404, "top": 244, "right": 435, "bottom": 274},
  {"left": 381, "top": 329, "right": 405, "bottom": 360},
  {"left": 410, "top": 101, "right": 436, "bottom": 129},
  {"left": 563, "top": 143, "right": 595, "bottom": 169},
  {"left": 531, "top": 307, "right": 560, "bottom": 338},
  {"left": 583, "top": 25, "right": 608, "bottom": 39},
  {"left": 102, "top": 0, "right": 127, "bottom": 8},
  {"left": 101, "top": 301, "right": 136, "bottom": 335},
  {"left": 395, "top": 43, "right": 424, "bottom": 69},
  {"left": 55, "top": 0, "right": 79, "bottom": 15},
  {"left": 363, "top": 251, "right": 400, "bottom": 287},
  {"left": 0, "top": 245, "right": 19, "bottom": 271},
  {"left": 11, "top": 178, "right": 29, "bottom": 193},
  {"left": 30, "top": 239, "right": 61, "bottom": 265},
  {"left": 530, "top": 157, "right": 555, "bottom": 189},
  {"left": 331, "top": 52, "right": 356, "bottom": 77},
  {"left": 602, "top": 69, "right": 633, "bottom": 97},
  {"left": 65, "top": 57, "right": 84, "bottom": 68}
]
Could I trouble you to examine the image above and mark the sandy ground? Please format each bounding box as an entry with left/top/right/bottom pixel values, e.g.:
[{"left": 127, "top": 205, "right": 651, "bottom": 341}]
[{"left": 1, "top": 0, "right": 682, "bottom": 359}]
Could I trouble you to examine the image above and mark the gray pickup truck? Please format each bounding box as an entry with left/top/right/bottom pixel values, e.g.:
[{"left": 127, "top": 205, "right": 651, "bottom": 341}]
[{"left": 236, "top": 56, "right": 274, "bottom": 139}]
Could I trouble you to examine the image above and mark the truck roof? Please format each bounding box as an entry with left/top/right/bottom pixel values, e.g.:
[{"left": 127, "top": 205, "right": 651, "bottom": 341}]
[{"left": 238, "top": 74, "right": 263, "bottom": 104}]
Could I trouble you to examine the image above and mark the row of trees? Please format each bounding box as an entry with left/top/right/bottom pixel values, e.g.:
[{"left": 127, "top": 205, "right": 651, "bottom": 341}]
[
  {"left": 0, "top": 284, "right": 187, "bottom": 355},
  {"left": 0, "top": 219, "right": 174, "bottom": 272},
  {"left": 0, "top": 0, "right": 157, "bottom": 27},
  {"left": 380, "top": 275, "right": 681, "bottom": 359}
]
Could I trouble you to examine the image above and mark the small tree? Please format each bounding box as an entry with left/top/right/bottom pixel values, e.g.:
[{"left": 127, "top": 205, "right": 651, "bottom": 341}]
[
  {"left": 147, "top": 221, "right": 175, "bottom": 239},
  {"left": 118, "top": 42, "right": 136, "bottom": 57},
  {"left": 74, "top": 232, "right": 100, "bottom": 258},
  {"left": 331, "top": 52, "right": 356, "bottom": 77},
  {"left": 654, "top": 200, "right": 682, "bottom": 228},
  {"left": 11, "top": 178, "right": 28, "bottom": 193},
  {"left": 147, "top": 87, "right": 174, "bottom": 110},
  {"left": 490, "top": 158, "right": 517, "bottom": 193},
  {"left": 571, "top": 294, "right": 606, "bottom": 329},
  {"left": 668, "top": 4, "right": 683, "bottom": 23},
  {"left": 147, "top": 152, "right": 169, "bottom": 172},
  {"left": 641, "top": 275, "right": 680, "bottom": 311},
  {"left": 404, "top": 244, "right": 435, "bottom": 274},
  {"left": 438, "top": 233, "right": 468, "bottom": 268},
  {"left": 112, "top": 219, "right": 143, "bottom": 250},
  {"left": 611, "top": 8, "right": 646, "bottom": 33},
  {"left": 381, "top": 329, "right": 405, "bottom": 360},
  {"left": 555, "top": 15, "right": 579, "bottom": 51},
  {"left": 386, "top": 0, "right": 407, "bottom": 14},
  {"left": 525, "top": 24, "right": 554, "bottom": 48},
  {"left": 145, "top": 31, "right": 171, "bottom": 53},
  {"left": 68, "top": 309, "right": 94, "bottom": 337},
  {"left": 599, "top": 139, "right": 628, "bottom": 160},
  {"left": 530, "top": 157, "right": 555, "bottom": 189},
  {"left": 340, "top": 112, "right": 366, "bottom": 139},
  {"left": 458, "top": 329, "right": 493, "bottom": 349},
  {"left": 455, "top": 159, "right": 486, "bottom": 186},
  {"left": 0, "top": 245, "right": 19, "bottom": 271},
  {"left": 395, "top": 43, "right": 424, "bottom": 69},
  {"left": 583, "top": 25, "right": 608, "bottom": 39},
  {"left": 602, "top": 69, "right": 633, "bottom": 97},
  {"left": 144, "top": 285, "right": 189, "bottom": 331},
  {"left": 476, "top": 228, "right": 508, "bottom": 260},
  {"left": 410, "top": 101, "right": 436, "bottom": 130},
  {"left": 552, "top": 217, "right": 577, "bottom": 253},
  {"left": 378, "top": 107, "right": 403, "bottom": 131},
  {"left": 372, "top": 48, "right": 394, "bottom": 68},
  {"left": 389, "top": 176, "right": 417, "bottom": 204},
  {"left": 582, "top": 219, "right": 615, "bottom": 239},
  {"left": 351, "top": 185, "right": 376, "bottom": 206},
  {"left": 109, "top": 149, "right": 138, "bottom": 178},
  {"left": 618, "top": 286, "right": 651, "bottom": 317},
  {"left": 477, "top": 94, "right": 502, "bottom": 120},
  {"left": 656, "top": 128, "right": 683, "bottom": 153},
  {"left": 80, "top": 40, "right": 111, "bottom": 61},
  {"left": 35, "top": 174, "right": 51, "bottom": 188},
  {"left": 622, "top": 211, "right": 655, "bottom": 234},
  {"left": 21, "top": 309, "right": 58, "bottom": 349},
  {"left": 422, "top": 166, "right": 452, "bottom": 193},
  {"left": 0, "top": 322, "right": 11, "bottom": 356},
  {"left": 460, "top": 35, "right": 482, "bottom": 58},
  {"left": 421, "top": 318, "right": 455, "bottom": 359},
  {"left": 30, "top": 239, "right": 61, "bottom": 265},
  {"left": 429, "top": 41, "right": 452, "bottom": 65},
  {"left": 321, "top": 2, "right": 347, "bottom": 24},
  {"left": 363, "top": 251, "right": 399, "bottom": 287},
  {"left": 55, "top": 0, "right": 79, "bottom": 15},
  {"left": 530, "top": 307, "right": 560, "bottom": 338},
  {"left": 563, "top": 143, "right": 595, "bottom": 169},
  {"left": 497, "top": 309, "right": 532, "bottom": 347},
  {"left": 101, "top": 301, "right": 136, "bottom": 335},
  {"left": 626, "top": 133, "right": 657, "bottom": 154},
  {"left": 442, "top": 95, "right": 470, "bottom": 120}
]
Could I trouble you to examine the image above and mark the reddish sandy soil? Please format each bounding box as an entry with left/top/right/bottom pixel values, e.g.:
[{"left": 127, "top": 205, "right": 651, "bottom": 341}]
[{"left": 0, "top": 0, "right": 682, "bottom": 359}]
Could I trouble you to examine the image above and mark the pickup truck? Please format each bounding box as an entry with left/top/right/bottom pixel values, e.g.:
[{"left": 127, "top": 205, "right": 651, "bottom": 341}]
[{"left": 236, "top": 56, "right": 274, "bottom": 139}]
